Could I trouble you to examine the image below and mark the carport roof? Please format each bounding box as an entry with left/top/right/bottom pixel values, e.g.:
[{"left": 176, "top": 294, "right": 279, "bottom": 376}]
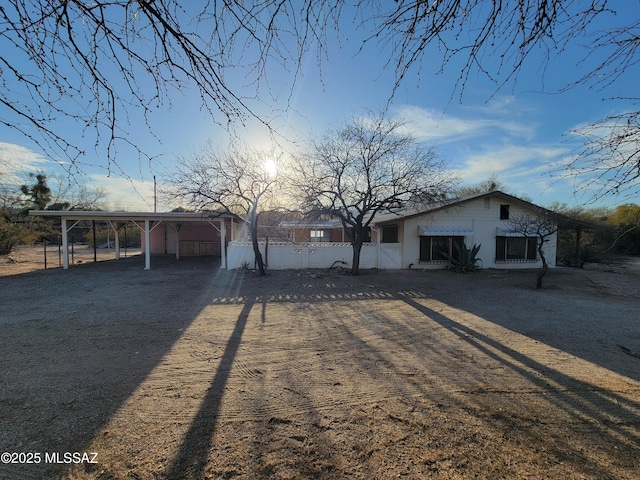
[
  {"left": 29, "top": 210, "right": 234, "bottom": 271},
  {"left": 29, "top": 210, "right": 234, "bottom": 222}
]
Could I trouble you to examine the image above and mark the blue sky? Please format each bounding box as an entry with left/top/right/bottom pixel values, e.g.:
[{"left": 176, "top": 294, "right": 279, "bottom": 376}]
[{"left": 1, "top": 3, "right": 638, "bottom": 211}]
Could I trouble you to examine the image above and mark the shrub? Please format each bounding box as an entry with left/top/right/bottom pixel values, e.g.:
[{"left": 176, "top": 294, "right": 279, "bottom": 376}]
[{"left": 442, "top": 242, "right": 482, "bottom": 273}]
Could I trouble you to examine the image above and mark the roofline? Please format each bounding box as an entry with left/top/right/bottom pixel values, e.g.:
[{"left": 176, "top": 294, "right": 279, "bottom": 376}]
[
  {"left": 279, "top": 221, "right": 344, "bottom": 229},
  {"left": 373, "top": 191, "right": 522, "bottom": 224},
  {"left": 374, "top": 191, "right": 597, "bottom": 230},
  {"left": 29, "top": 210, "right": 234, "bottom": 222}
]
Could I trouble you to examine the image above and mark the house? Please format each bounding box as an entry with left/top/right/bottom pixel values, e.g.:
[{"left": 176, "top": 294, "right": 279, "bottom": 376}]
[
  {"left": 227, "top": 191, "right": 575, "bottom": 270},
  {"left": 31, "top": 191, "right": 583, "bottom": 272},
  {"left": 279, "top": 220, "right": 372, "bottom": 243},
  {"left": 373, "top": 190, "right": 558, "bottom": 270}
]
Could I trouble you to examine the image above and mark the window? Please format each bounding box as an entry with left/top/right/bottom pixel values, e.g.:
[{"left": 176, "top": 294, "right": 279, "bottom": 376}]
[
  {"left": 347, "top": 227, "right": 372, "bottom": 243},
  {"left": 495, "top": 236, "right": 537, "bottom": 262},
  {"left": 310, "top": 230, "right": 331, "bottom": 242},
  {"left": 420, "top": 236, "right": 464, "bottom": 263},
  {"left": 381, "top": 226, "right": 398, "bottom": 243},
  {"left": 500, "top": 204, "right": 510, "bottom": 220}
]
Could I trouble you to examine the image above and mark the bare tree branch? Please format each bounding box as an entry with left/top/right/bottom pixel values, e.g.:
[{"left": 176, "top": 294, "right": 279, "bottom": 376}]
[
  {"left": 163, "top": 142, "right": 283, "bottom": 275},
  {"left": 2, "top": 0, "right": 639, "bottom": 198},
  {"left": 290, "top": 112, "right": 458, "bottom": 275},
  {"left": 562, "top": 111, "right": 640, "bottom": 200}
]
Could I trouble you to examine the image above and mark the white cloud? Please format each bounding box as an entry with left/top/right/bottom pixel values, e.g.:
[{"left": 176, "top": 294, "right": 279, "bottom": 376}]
[
  {"left": 460, "top": 144, "right": 566, "bottom": 180},
  {"left": 394, "top": 104, "right": 534, "bottom": 144},
  {"left": 88, "top": 174, "right": 159, "bottom": 211},
  {"left": 0, "top": 142, "right": 164, "bottom": 211},
  {"left": 454, "top": 143, "right": 569, "bottom": 202},
  {"left": 0, "top": 142, "right": 53, "bottom": 184}
]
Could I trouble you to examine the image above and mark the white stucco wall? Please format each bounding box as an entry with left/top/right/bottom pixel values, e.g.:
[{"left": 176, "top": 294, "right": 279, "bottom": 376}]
[{"left": 227, "top": 242, "right": 379, "bottom": 270}]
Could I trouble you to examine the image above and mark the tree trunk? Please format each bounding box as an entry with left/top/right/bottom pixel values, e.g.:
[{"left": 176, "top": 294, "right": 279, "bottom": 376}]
[
  {"left": 536, "top": 239, "right": 547, "bottom": 289},
  {"left": 248, "top": 202, "right": 266, "bottom": 276},
  {"left": 351, "top": 237, "right": 362, "bottom": 275},
  {"left": 250, "top": 224, "right": 266, "bottom": 276}
]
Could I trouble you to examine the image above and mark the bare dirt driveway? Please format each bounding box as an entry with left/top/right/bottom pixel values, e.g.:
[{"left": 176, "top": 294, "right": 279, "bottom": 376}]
[{"left": 1, "top": 250, "right": 640, "bottom": 479}]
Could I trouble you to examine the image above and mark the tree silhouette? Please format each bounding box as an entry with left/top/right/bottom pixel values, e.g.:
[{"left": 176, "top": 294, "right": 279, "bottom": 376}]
[
  {"left": 291, "top": 113, "right": 456, "bottom": 275},
  {"left": 166, "top": 144, "right": 281, "bottom": 276},
  {"left": 20, "top": 173, "right": 51, "bottom": 210},
  {"left": 1, "top": 1, "right": 638, "bottom": 196},
  {"left": 508, "top": 212, "right": 559, "bottom": 289}
]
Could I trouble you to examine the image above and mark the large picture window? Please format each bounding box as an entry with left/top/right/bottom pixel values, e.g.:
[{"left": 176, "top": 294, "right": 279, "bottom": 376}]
[
  {"left": 495, "top": 236, "right": 537, "bottom": 262},
  {"left": 420, "top": 236, "right": 464, "bottom": 263}
]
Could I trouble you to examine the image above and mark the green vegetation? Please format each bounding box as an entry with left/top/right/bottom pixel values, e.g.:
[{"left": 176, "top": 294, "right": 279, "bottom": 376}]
[
  {"left": 0, "top": 173, "right": 109, "bottom": 255},
  {"left": 442, "top": 242, "right": 483, "bottom": 273},
  {"left": 553, "top": 203, "right": 640, "bottom": 266}
]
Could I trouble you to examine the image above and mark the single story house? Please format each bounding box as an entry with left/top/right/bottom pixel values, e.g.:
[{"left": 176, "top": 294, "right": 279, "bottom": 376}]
[
  {"left": 227, "top": 191, "right": 586, "bottom": 270},
  {"left": 373, "top": 190, "right": 559, "bottom": 269},
  {"left": 32, "top": 191, "right": 588, "bottom": 272}
]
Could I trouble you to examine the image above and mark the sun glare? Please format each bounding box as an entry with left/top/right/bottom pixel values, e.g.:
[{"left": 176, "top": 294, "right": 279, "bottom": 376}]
[{"left": 263, "top": 158, "right": 278, "bottom": 177}]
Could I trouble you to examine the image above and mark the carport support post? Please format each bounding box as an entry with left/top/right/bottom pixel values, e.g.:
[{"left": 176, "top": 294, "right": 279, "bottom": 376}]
[
  {"left": 114, "top": 224, "right": 120, "bottom": 260},
  {"left": 144, "top": 220, "right": 151, "bottom": 270},
  {"left": 61, "top": 217, "right": 69, "bottom": 269},
  {"left": 220, "top": 220, "right": 226, "bottom": 269},
  {"left": 108, "top": 221, "right": 120, "bottom": 260},
  {"left": 175, "top": 225, "right": 180, "bottom": 260}
]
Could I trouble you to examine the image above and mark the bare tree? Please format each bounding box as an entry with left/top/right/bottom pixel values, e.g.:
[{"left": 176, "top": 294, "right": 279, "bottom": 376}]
[
  {"left": 0, "top": 1, "right": 336, "bottom": 172},
  {"left": 2, "top": 1, "right": 638, "bottom": 193},
  {"left": 508, "top": 212, "right": 559, "bottom": 289},
  {"left": 164, "top": 143, "right": 281, "bottom": 276},
  {"left": 46, "top": 175, "right": 108, "bottom": 211},
  {"left": 456, "top": 174, "right": 508, "bottom": 197},
  {"left": 564, "top": 112, "right": 640, "bottom": 200},
  {"left": 291, "top": 113, "right": 457, "bottom": 275}
]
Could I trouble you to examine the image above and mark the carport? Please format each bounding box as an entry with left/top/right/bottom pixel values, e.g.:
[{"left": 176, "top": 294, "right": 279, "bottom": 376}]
[{"left": 29, "top": 211, "right": 236, "bottom": 270}]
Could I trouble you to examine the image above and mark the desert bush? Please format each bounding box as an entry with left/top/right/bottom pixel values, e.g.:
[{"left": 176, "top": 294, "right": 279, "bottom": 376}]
[
  {"left": 442, "top": 242, "right": 482, "bottom": 273},
  {"left": 0, "top": 217, "right": 40, "bottom": 255}
]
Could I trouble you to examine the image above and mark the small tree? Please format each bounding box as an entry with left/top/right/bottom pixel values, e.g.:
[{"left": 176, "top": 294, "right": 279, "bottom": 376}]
[
  {"left": 20, "top": 173, "right": 51, "bottom": 211},
  {"left": 508, "top": 212, "right": 559, "bottom": 289},
  {"left": 456, "top": 175, "right": 508, "bottom": 197},
  {"left": 165, "top": 143, "right": 281, "bottom": 276},
  {"left": 606, "top": 204, "right": 640, "bottom": 255},
  {"left": 291, "top": 113, "right": 457, "bottom": 275}
]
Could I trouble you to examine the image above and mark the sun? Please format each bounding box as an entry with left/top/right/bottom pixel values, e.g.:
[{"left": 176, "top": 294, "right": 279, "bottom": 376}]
[{"left": 263, "top": 158, "right": 278, "bottom": 177}]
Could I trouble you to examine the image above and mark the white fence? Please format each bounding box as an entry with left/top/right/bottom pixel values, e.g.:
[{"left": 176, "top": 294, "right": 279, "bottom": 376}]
[{"left": 227, "top": 242, "right": 402, "bottom": 270}]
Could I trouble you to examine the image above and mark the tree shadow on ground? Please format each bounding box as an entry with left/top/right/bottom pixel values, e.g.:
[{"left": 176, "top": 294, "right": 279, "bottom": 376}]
[
  {"left": 0, "top": 256, "right": 240, "bottom": 479},
  {"left": 397, "top": 293, "right": 640, "bottom": 473},
  {"left": 2, "top": 265, "right": 639, "bottom": 478},
  {"left": 164, "top": 298, "right": 253, "bottom": 480}
]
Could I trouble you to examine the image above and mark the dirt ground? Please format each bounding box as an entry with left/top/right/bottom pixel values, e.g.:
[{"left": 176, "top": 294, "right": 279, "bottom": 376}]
[{"left": 1, "top": 246, "right": 640, "bottom": 480}]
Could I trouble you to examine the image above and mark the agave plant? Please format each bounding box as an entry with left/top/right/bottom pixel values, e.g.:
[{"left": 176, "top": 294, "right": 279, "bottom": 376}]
[{"left": 442, "top": 242, "right": 482, "bottom": 273}]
